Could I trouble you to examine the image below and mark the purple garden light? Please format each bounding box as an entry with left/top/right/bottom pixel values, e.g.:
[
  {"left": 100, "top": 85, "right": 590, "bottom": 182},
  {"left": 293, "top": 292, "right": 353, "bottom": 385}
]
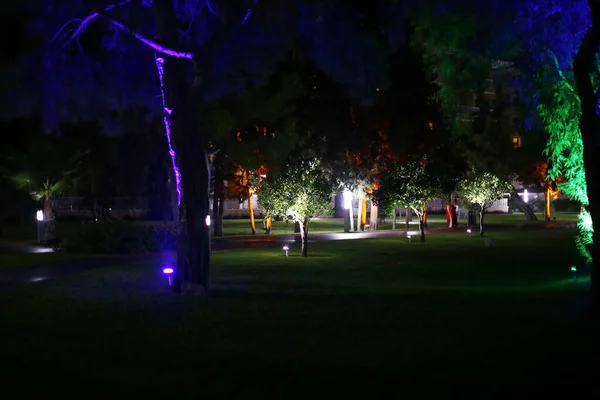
[{"left": 163, "top": 266, "right": 174, "bottom": 286}]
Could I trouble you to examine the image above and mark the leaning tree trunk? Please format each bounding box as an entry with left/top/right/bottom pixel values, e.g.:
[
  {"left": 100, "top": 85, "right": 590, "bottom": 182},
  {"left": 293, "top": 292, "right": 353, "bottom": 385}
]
[
  {"left": 574, "top": 4, "right": 600, "bottom": 313},
  {"left": 155, "top": 0, "right": 211, "bottom": 295},
  {"left": 510, "top": 187, "right": 538, "bottom": 220},
  {"left": 299, "top": 218, "right": 309, "bottom": 257}
]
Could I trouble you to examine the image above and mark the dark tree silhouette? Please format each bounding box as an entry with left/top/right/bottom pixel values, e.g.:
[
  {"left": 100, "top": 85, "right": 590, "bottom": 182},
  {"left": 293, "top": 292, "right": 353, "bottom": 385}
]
[{"left": 3, "top": 0, "right": 399, "bottom": 294}]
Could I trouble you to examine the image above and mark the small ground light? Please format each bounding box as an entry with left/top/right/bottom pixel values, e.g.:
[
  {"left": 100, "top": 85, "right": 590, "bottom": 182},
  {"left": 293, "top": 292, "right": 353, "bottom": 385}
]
[
  {"left": 407, "top": 234, "right": 412, "bottom": 243},
  {"left": 282, "top": 245, "right": 289, "bottom": 257},
  {"left": 36, "top": 210, "right": 43, "bottom": 222},
  {"left": 467, "top": 228, "right": 472, "bottom": 238},
  {"left": 570, "top": 265, "right": 577, "bottom": 283},
  {"left": 163, "top": 267, "right": 174, "bottom": 286}
]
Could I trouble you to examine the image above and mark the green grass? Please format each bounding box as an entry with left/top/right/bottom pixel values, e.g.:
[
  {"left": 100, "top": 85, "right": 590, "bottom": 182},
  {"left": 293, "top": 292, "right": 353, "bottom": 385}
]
[
  {"left": 0, "top": 229, "right": 596, "bottom": 397},
  {"left": 0, "top": 212, "right": 579, "bottom": 244},
  {"left": 0, "top": 252, "right": 91, "bottom": 269}
]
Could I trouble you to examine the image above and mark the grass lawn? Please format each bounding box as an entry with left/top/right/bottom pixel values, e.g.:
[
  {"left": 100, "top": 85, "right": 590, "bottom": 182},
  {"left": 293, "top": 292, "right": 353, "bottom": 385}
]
[
  {"left": 0, "top": 228, "right": 597, "bottom": 397},
  {"left": 0, "top": 252, "right": 91, "bottom": 269},
  {"left": 0, "top": 212, "right": 579, "bottom": 245}
]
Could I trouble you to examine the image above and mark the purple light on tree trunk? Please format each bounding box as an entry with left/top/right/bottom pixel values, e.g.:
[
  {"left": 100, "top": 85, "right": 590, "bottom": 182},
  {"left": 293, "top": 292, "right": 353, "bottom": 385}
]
[{"left": 155, "top": 55, "right": 182, "bottom": 206}]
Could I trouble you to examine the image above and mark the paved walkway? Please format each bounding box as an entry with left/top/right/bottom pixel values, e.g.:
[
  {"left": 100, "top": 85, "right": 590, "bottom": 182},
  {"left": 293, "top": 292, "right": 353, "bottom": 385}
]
[{"left": 0, "top": 221, "right": 576, "bottom": 290}]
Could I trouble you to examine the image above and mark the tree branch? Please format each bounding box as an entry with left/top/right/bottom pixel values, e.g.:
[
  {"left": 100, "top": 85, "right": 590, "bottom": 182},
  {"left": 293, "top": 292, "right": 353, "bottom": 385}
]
[
  {"left": 52, "top": 0, "right": 193, "bottom": 59},
  {"left": 241, "top": 0, "right": 259, "bottom": 25}
]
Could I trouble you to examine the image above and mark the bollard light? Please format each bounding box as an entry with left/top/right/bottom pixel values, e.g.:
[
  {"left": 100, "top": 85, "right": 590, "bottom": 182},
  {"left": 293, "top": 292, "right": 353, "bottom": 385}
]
[
  {"left": 205, "top": 215, "right": 211, "bottom": 226},
  {"left": 36, "top": 210, "right": 44, "bottom": 222},
  {"left": 282, "top": 245, "right": 289, "bottom": 257},
  {"left": 466, "top": 228, "right": 472, "bottom": 238},
  {"left": 570, "top": 265, "right": 577, "bottom": 283},
  {"left": 407, "top": 234, "right": 412, "bottom": 243},
  {"left": 163, "top": 266, "right": 174, "bottom": 286}
]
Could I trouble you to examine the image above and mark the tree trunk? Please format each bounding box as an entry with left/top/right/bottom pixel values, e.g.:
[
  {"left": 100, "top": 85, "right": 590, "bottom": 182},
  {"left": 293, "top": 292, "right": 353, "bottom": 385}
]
[
  {"left": 356, "top": 198, "right": 362, "bottom": 231},
  {"left": 479, "top": 205, "right": 485, "bottom": 237},
  {"left": 574, "top": 5, "right": 600, "bottom": 313},
  {"left": 43, "top": 198, "right": 56, "bottom": 241},
  {"left": 417, "top": 209, "right": 425, "bottom": 242},
  {"left": 370, "top": 202, "right": 378, "bottom": 230},
  {"left": 392, "top": 209, "right": 396, "bottom": 230},
  {"left": 545, "top": 187, "right": 552, "bottom": 222},
  {"left": 510, "top": 188, "right": 538, "bottom": 220},
  {"left": 264, "top": 215, "right": 272, "bottom": 234},
  {"left": 405, "top": 207, "right": 411, "bottom": 229},
  {"left": 169, "top": 173, "right": 179, "bottom": 225},
  {"left": 299, "top": 218, "right": 309, "bottom": 257},
  {"left": 248, "top": 188, "right": 256, "bottom": 235},
  {"left": 360, "top": 199, "right": 367, "bottom": 231},
  {"left": 212, "top": 169, "right": 224, "bottom": 237},
  {"left": 349, "top": 203, "right": 355, "bottom": 232},
  {"left": 422, "top": 202, "right": 428, "bottom": 228},
  {"left": 155, "top": 0, "right": 211, "bottom": 294},
  {"left": 446, "top": 204, "right": 453, "bottom": 228}
]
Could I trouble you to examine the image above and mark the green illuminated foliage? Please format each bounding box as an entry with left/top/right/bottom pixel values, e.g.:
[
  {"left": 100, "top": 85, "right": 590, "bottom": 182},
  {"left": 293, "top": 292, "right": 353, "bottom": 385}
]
[
  {"left": 459, "top": 169, "right": 510, "bottom": 236},
  {"left": 459, "top": 169, "right": 509, "bottom": 209},
  {"left": 256, "top": 156, "right": 336, "bottom": 256},
  {"left": 577, "top": 209, "right": 594, "bottom": 262},
  {"left": 537, "top": 57, "right": 588, "bottom": 205},
  {"left": 535, "top": 52, "right": 599, "bottom": 260},
  {"left": 373, "top": 161, "right": 442, "bottom": 241}
]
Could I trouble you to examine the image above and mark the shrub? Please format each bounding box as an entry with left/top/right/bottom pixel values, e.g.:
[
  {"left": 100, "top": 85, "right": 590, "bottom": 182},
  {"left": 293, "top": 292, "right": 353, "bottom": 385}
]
[{"left": 67, "top": 219, "right": 177, "bottom": 254}]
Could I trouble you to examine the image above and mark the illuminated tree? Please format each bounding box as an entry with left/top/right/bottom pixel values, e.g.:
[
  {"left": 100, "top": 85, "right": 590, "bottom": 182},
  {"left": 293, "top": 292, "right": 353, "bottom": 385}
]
[
  {"left": 409, "top": 1, "right": 539, "bottom": 220},
  {"left": 373, "top": 161, "right": 442, "bottom": 242},
  {"left": 204, "top": 73, "right": 303, "bottom": 236},
  {"left": 256, "top": 155, "right": 336, "bottom": 257},
  {"left": 573, "top": 0, "right": 600, "bottom": 308},
  {"left": 6, "top": 0, "right": 395, "bottom": 294},
  {"left": 458, "top": 169, "right": 510, "bottom": 237},
  {"left": 515, "top": 0, "right": 595, "bottom": 263}
]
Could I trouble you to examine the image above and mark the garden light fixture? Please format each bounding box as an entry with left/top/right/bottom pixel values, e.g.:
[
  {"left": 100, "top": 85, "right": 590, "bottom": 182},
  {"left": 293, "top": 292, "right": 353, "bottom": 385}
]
[
  {"left": 282, "top": 245, "right": 289, "bottom": 257},
  {"left": 163, "top": 266, "right": 174, "bottom": 286},
  {"left": 570, "top": 265, "right": 577, "bottom": 283}
]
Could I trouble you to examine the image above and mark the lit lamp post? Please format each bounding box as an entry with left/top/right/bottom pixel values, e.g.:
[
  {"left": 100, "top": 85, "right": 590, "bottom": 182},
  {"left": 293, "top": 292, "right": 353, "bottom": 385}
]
[
  {"left": 36, "top": 210, "right": 44, "bottom": 243},
  {"left": 343, "top": 189, "right": 352, "bottom": 233}
]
